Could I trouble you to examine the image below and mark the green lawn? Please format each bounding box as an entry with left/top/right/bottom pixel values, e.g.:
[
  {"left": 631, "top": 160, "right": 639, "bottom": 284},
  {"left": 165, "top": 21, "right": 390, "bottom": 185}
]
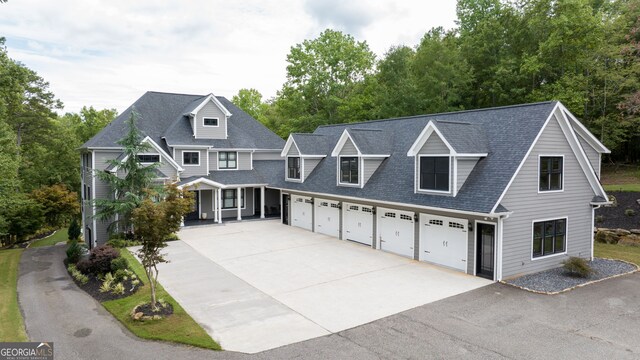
[
  {"left": 603, "top": 184, "right": 640, "bottom": 192},
  {"left": 102, "top": 249, "right": 220, "bottom": 350},
  {"left": 29, "top": 228, "right": 68, "bottom": 248},
  {"left": 595, "top": 242, "right": 640, "bottom": 266},
  {"left": 0, "top": 249, "right": 29, "bottom": 342}
]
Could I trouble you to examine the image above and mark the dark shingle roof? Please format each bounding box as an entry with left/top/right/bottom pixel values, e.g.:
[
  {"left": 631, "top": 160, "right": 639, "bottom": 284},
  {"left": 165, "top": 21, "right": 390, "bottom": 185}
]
[
  {"left": 81, "top": 92, "right": 284, "bottom": 151},
  {"left": 267, "top": 101, "right": 559, "bottom": 214},
  {"left": 347, "top": 128, "right": 392, "bottom": 155},
  {"left": 290, "top": 134, "right": 331, "bottom": 155},
  {"left": 433, "top": 120, "right": 488, "bottom": 154},
  {"left": 179, "top": 165, "right": 278, "bottom": 187}
]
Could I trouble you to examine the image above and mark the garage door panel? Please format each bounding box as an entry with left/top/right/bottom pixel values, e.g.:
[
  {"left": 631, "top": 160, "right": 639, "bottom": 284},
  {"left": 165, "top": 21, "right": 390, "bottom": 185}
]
[
  {"left": 315, "top": 199, "right": 340, "bottom": 238},
  {"left": 378, "top": 208, "right": 415, "bottom": 258},
  {"left": 291, "top": 195, "right": 313, "bottom": 231},
  {"left": 343, "top": 203, "right": 373, "bottom": 246},
  {"left": 419, "top": 214, "right": 468, "bottom": 271}
]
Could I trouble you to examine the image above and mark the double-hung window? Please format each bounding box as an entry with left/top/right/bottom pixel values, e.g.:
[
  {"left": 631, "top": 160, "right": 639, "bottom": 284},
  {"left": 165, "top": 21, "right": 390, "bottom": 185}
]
[
  {"left": 532, "top": 218, "right": 566, "bottom": 258},
  {"left": 539, "top": 156, "right": 563, "bottom": 191},
  {"left": 222, "top": 189, "right": 244, "bottom": 209},
  {"left": 183, "top": 151, "right": 199, "bottom": 165},
  {"left": 419, "top": 156, "right": 450, "bottom": 192},
  {"left": 287, "top": 157, "right": 301, "bottom": 180},
  {"left": 340, "top": 157, "right": 359, "bottom": 184},
  {"left": 219, "top": 152, "right": 237, "bottom": 169}
]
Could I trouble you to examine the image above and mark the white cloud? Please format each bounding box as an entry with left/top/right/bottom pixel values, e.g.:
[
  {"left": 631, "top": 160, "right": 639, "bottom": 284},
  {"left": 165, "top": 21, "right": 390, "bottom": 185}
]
[{"left": 0, "top": 0, "right": 456, "bottom": 113}]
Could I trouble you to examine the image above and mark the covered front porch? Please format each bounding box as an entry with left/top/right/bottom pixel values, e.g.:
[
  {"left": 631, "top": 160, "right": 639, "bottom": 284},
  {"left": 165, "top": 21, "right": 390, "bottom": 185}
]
[{"left": 178, "top": 177, "right": 280, "bottom": 225}]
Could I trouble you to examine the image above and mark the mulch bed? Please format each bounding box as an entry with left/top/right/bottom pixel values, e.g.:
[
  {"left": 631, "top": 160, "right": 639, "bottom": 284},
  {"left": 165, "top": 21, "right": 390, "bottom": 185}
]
[
  {"left": 504, "top": 258, "right": 638, "bottom": 294},
  {"left": 68, "top": 270, "right": 142, "bottom": 302},
  {"left": 134, "top": 302, "right": 174, "bottom": 317},
  {"left": 595, "top": 191, "right": 640, "bottom": 230}
]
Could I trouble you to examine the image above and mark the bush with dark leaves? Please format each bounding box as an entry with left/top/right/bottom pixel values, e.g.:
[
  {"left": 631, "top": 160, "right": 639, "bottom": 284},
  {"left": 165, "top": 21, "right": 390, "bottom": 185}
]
[{"left": 77, "top": 245, "right": 120, "bottom": 275}]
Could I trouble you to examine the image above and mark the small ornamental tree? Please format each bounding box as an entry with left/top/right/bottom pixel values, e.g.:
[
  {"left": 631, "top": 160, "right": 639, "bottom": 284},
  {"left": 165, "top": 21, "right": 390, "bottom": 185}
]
[
  {"left": 94, "top": 110, "right": 159, "bottom": 234},
  {"left": 29, "top": 183, "right": 80, "bottom": 228},
  {"left": 68, "top": 217, "right": 81, "bottom": 241},
  {"left": 131, "top": 184, "right": 193, "bottom": 309}
]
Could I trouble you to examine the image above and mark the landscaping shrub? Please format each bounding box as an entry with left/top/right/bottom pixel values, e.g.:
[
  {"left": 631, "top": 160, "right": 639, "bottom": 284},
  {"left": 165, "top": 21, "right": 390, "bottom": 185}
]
[
  {"left": 113, "top": 269, "right": 129, "bottom": 282},
  {"left": 595, "top": 215, "right": 604, "bottom": 224},
  {"left": 112, "top": 283, "right": 125, "bottom": 295},
  {"left": 110, "top": 257, "right": 129, "bottom": 272},
  {"left": 165, "top": 233, "right": 180, "bottom": 242},
  {"left": 77, "top": 245, "right": 120, "bottom": 275},
  {"left": 625, "top": 208, "right": 636, "bottom": 217},
  {"left": 563, "top": 257, "right": 594, "bottom": 278},
  {"left": 106, "top": 237, "right": 142, "bottom": 248},
  {"left": 66, "top": 240, "right": 82, "bottom": 264},
  {"left": 67, "top": 264, "right": 89, "bottom": 285},
  {"left": 68, "top": 218, "right": 81, "bottom": 241}
]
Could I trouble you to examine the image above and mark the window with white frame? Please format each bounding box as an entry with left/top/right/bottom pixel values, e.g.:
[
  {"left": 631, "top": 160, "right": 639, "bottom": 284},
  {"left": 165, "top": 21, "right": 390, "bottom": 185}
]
[
  {"left": 222, "top": 189, "right": 245, "bottom": 209},
  {"left": 137, "top": 154, "right": 160, "bottom": 163},
  {"left": 183, "top": 151, "right": 200, "bottom": 165},
  {"left": 419, "top": 156, "right": 450, "bottom": 192},
  {"left": 203, "top": 117, "right": 219, "bottom": 127},
  {"left": 287, "top": 156, "right": 301, "bottom": 179},
  {"left": 532, "top": 218, "right": 566, "bottom": 258},
  {"left": 339, "top": 157, "right": 358, "bottom": 184},
  {"left": 539, "top": 156, "right": 563, "bottom": 191},
  {"left": 219, "top": 152, "right": 237, "bottom": 169}
]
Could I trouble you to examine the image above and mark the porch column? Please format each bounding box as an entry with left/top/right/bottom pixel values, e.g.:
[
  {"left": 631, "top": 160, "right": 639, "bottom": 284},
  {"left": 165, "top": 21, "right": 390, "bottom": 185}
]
[
  {"left": 212, "top": 189, "right": 216, "bottom": 222},
  {"left": 236, "top": 186, "right": 242, "bottom": 221},
  {"left": 260, "top": 186, "right": 265, "bottom": 219},
  {"left": 217, "top": 188, "right": 223, "bottom": 224}
]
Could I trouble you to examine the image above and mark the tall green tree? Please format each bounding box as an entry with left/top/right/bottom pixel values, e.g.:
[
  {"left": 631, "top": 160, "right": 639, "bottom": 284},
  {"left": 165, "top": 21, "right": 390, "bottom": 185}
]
[
  {"left": 60, "top": 106, "right": 117, "bottom": 144},
  {"left": 375, "top": 45, "right": 420, "bottom": 118},
  {"left": 94, "top": 111, "right": 159, "bottom": 233},
  {"left": 231, "top": 88, "right": 269, "bottom": 123}
]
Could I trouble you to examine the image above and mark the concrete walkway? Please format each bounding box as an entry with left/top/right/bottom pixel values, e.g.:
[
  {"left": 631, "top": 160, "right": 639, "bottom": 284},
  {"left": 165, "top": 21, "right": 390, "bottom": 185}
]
[{"left": 157, "top": 220, "right": 490, "bottom": 353}]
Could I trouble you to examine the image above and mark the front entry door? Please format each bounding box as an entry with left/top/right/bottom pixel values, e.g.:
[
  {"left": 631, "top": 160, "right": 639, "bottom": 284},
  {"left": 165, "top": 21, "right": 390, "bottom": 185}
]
[
  {"left": 476, "top": 223, "right": 495, "bottom": 279},
  {"left": 185, "top": 191, "right": 199, "bottom": 221},
  {"left": 282, "top": 194, "right": 289, "bottom": 225}
]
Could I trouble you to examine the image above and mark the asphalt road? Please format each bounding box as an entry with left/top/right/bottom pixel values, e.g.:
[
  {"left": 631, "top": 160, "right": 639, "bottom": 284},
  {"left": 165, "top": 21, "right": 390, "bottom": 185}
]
[{"left": 18, "top": 245, "right": 640, "bottom": 359}]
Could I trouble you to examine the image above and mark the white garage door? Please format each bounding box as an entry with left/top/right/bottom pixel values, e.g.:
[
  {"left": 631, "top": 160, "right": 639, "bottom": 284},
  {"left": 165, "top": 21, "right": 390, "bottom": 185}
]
[
  {"left": 419, "top": 214, "right": 468, "bottom": 271},
  {"left": 378, "top": 207, "right": 415, "bottom": 258},
  {"left": 342, "top": 203, "right": 373, "bottom": 246},
  {"left": 314, "top": 199, "right": 340, "bottom": 238},
  {"left": 291, "top": 195, "right": 313, "bottom": 231}
]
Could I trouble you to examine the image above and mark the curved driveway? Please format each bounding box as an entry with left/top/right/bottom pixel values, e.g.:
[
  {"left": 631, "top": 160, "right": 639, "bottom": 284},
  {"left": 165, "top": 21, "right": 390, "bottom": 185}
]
[{"left": 18, "top": 244, "right": 640, "bottom": 359}]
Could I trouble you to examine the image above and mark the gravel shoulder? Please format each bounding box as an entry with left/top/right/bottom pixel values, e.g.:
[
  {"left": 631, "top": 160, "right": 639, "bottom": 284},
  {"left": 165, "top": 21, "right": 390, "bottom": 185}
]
[{"left": 505, "top": 258, "right": 638, "bottom": 293}]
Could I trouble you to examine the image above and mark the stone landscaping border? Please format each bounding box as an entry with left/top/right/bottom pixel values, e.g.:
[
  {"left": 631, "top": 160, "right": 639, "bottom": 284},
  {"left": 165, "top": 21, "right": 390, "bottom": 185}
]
[{"left": 502, "top": 258, "right": 639, "bottom": 295}]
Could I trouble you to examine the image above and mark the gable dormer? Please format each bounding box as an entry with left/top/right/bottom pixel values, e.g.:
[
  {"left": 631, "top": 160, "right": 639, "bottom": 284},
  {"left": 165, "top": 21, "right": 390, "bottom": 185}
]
[
  {"left": 281, "top": 134, "right": 328, "bottom": 182},
  {"left": 331, "top": 129, "right": 390, "bottom": 188},
  {"left": 408, "top": 120, "right": 488, "bottom": 196},
  {"left": 186, "top": 94, "right": 232, "bottom": 140}
]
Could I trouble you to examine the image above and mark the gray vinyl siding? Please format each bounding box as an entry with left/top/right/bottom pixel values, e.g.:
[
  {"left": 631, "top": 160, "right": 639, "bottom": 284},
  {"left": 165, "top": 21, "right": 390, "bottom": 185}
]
[
  {"left": 419, "top": 133, "right": 450, "bottom": 154},
  {"left": 92, "top": 151, "right": 121, "bottom": 245},
  {"left": 577, "top": 135, "right": 601, "bottom": 177},
  {"left": 284, "top": 190, "right": 491, "bottom": 275},
  {"left": 253, "top": 151, "right": 282, "bottom": 160},
  {"left": 208, "top": 151, "right": 218, "bottom": 172},
  {"left": 303, "top": 158, "right": 321, "bottom": 179},
  {"left": 194, "top": 187, "right": 256, "bottom": 219},
  {"left": 500, "top": 114, "right": 594, "bottom": 279},
  {"left": 178, "top": 149, "right": 207, "bottom": 177},
  {"left": 195, "top": 100, "right": 227, "bottom": 139},
  {"left": 238, "top": 152, "right": 252, "bottom": 170},
  {"left": 287, "top": 145, "right": 300, "bottom": 156},
  {"left": 340, "top": 138, "right": 358, "bottom": 155},
  {"left": 362, "top": 158, "right": 384, "bottom": 184},
  {"left": 456, "top": 158, "right": 479, "bottom": 192}
]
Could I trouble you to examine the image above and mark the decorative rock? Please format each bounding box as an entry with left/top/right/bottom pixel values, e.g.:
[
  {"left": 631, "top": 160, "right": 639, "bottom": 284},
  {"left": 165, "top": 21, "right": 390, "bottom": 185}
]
[
  {"left": 133, "top": 312, "right": 143, "bottom": 320},
  {"left": 631, "top": 229, "right": 640, "bottom": 235},
  {"left": 636, "top": 199, "right": 640, "bottom": 206},
  {"left": 595, "top": 230, "right": 620, "bottom": 244},
  {"left": 619, "top": 234, "right": 640, "bottom": 246},
  {"left": 614, "top": 228, "right": 631, "bottom": 236},
  {"left": 152, "top": 315, "right": 162, "bottom": 320}
]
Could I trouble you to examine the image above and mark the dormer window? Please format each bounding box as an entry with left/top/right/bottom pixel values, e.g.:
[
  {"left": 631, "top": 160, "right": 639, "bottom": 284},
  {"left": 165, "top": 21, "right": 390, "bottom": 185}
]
[
  {"left": 219, "top": 151, "right": 237, "bottom": 169},
  {"left": 287, "top": 157, "right": 301, "bottom": 180},
  {"left": 539, "top": 156, "right": 563, "bottom": 192},
  {"left": 419, "top": 156, "right": 450, "bottom": 192},
  {"left": 137, "top": 154, "right": 160, "bottom": 163},
  {"left": 340, "top": 157, "right": 359, "bottom": 185},
  {"left": 203, "top": 117, "right": 219, "bottom": 127}
]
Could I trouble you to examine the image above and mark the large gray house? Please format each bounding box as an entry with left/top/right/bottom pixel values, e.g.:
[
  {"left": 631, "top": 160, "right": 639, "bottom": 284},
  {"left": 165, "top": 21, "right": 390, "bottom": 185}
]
[{"left": 81, "top": 91, "right": 609, "bottom": 281}]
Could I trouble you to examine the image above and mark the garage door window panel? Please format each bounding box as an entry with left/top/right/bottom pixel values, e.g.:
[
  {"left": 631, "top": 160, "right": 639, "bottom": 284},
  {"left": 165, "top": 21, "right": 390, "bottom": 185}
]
[{"left": 419, "top": 156, "right": 450, "bottom": 192}]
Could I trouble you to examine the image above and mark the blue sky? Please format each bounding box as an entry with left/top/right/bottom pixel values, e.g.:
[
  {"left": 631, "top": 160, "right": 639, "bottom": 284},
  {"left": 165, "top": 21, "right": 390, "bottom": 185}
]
[{"left": 0, "top": 0, "right": 457, "bottom": 113}]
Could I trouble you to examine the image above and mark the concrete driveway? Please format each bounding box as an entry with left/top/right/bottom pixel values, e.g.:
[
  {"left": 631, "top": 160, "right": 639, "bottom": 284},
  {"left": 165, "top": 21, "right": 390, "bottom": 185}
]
[{"left": 156, "top": 220, "right": 490, "bottom": 353}]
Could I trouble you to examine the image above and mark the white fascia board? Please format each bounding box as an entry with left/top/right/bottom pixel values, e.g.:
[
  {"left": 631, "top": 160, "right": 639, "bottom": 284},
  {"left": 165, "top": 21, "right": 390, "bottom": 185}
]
[
  {"left": 560, "top": 105, "right": 610, "bottom": 154},
  {"left": 407, "top": 121, "right": 456, "bottom": 156},
  {"left": 141, "top": 136, "right": 184, "bottom": 172},
  {"left": 281, "top": 136, "right": 299, "bottom": 157},
  {"left": 189, "top": 94, "right": 232, "bottom": 117},
  {"left": 170, "top": 145, "right": 212, "bottom": 149},
  {"left": 301, "top": 155, "right": 327, "bottom": 159},
  {"left": 360, "top": 154, "right": 390, "bottom": 158},
  {"left": 490, "top": 103, "right": 559, "bottom": 214},
  {"left": 331, "top": 129, "right": 362, "bottom": 157},
  {"left": 86, "top": 147, "right": 122, "bottom": 150}
]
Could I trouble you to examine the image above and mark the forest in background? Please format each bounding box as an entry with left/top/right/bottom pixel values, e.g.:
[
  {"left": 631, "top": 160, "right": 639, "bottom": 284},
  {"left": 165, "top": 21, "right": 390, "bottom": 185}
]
[{"left": 1, "top": 0, "right": 639, "bottom": 242}]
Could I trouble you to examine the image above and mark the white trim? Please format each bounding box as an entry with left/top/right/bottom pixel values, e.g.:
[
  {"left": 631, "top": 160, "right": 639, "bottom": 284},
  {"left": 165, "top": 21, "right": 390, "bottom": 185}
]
[
  {"left": 496, "top": 216, "right": 504, "bottom": 281},
  {"left": 216, "top": 151, "right": 238, "bottom": 170},
  {"left": 416, "top": 154, "right": 452, "bottom": 195},
  {"left": 84, "top": 147, "right": 122, "bottom": 150},
  {"left": 281, "top": 135, "right": 299, "bottom": 157},
  {"left": 182, "top": 151, "right": 201, "bottom": 166},
  {"left": 202, "top": 117, "right": 220, "bottom": 127},
  {"left": 474, "top": 220, "right": 497, "bottom": 277},
  {"left": 220, "top": 188, "right": 246, "bottom": 210},
  {"left": 198, "top": 190, "right": 202, "bottom": 218},
  {"left": 170, "top": 145, "right": 212, "bottom": 149},
  {"left": 91, "top": 150, "right": 96, "bottom": 248},
  {"left": 530, "top": 216, "right": 569, "bottom": 261},
  {"left": 206, "top": 151, "right": 210, "bottom": 174},
  {"left": 490, "top": 103, "right": 558, "bottom": 213},
  {"left": 189, "top": 93, "right": 232, "bottom": 117},
  {"left": 562, "top": 108, "right": 610, "bottom": 153},
  {"left": 285, "top": 156, "right": 303, "bottom": 182},
  {"left": 537, "top": 154, "right": 565, "bottom": 193},
  {"left": 250, "top": 151, "right": 254, "bottom": 170},
  {"left": 337, "top": 155, "right": 361, "bottom": 187},
  {"left": 452, "top": 156, "right": 458, "bottom": 197},
  {"left": 136, "top": 152, "right": 162, "bottom": 165},
  {"left": 407, "top": 121, "right": 455, "bottom": 156},
  {"left": 331, "top": 130, "right": 362, "bottom": 157},
  {"left": 141, "top": 137, "right": 183, "bottom": 171}
]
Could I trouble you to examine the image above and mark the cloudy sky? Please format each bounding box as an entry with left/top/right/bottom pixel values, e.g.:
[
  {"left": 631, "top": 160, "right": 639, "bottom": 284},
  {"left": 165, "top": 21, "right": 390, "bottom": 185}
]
[{"left": 0, "top": 0, "right": 457, "bottom": 114}]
